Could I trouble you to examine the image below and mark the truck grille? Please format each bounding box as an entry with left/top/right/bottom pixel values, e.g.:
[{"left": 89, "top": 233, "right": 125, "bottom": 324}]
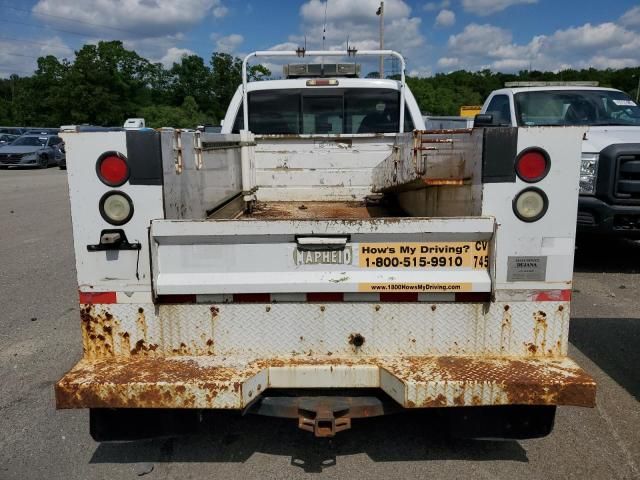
[{"left": 615, "top": 154, "right": 640, "bottom": 201}]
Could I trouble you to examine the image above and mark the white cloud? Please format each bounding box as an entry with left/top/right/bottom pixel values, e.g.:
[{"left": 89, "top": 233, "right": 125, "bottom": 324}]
[
  {"left": 423, "top": 0, "right": 450, "bottom": 11},
  {"left": 32, "top": 0, "right": 228, "bottom": 38},
  {"left": 0, "top": 36, "right": 73, "bottom": 78},
  {"left": 203, "top": 0, "right": 427, "bottom": 79},
  {"left": 588, "top": 56, "right": 639, "bottom": 70},
  {"left": 214, "top": 33, "right": 244, "bottom": 54},
  {"left": 283, "top": 0, "right": 426, "bottom": 76},
  {"left": 301, "top": 0, "right": 411, "bottom": 23},
  {"left": 461, "top": 0, "right": 537, "bottom": 16},
  {"left": 435, "top": 9, "right": 455, "bottom": 28},
  {"left": 448, "top": 23, "right": 512, "bottom": 55},
  {"left": 620, "top": 6, "right": 640, "bottom": 29},
  {"left": 121, "top": 34, "right": 186, "bottom": 63},
  {"left": 159, "top": 47, "right": 194, "bottom": 67},
  {"left": 546, "top": 22, "right": 638, "bottom": 53},
  {"left": 212, "top": 5, "right": 228, "bottom": 18},
  {"left": 440, "top": 20, "right": 640, "bottom": 73},
  {"left": 409, "top": 66, "right": 433, "bottom": 77},
  {"left": 437, "top": 56, "right": 459, "bottom": 68}
]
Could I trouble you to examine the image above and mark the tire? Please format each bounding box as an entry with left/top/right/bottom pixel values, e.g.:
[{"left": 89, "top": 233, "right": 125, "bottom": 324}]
[{"left": 39, "top": 155, "right": 49, "bottom": 169}]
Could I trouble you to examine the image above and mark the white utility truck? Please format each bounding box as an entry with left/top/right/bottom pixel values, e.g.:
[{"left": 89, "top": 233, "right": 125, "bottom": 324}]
[
  {"left": 479, "top": 82, "right": 640, "bottom": 236},
  {"left": 56, "top": 51, "right": 595, "bottom": 440}
]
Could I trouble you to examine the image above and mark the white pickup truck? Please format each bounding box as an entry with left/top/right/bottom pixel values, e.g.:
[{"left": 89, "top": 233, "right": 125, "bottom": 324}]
[
  {"left": 56, "top": 50, "right": 594, "bottom": 440},
  {"left": 479, "top": 82, "right": 640, "bottom": 236}
]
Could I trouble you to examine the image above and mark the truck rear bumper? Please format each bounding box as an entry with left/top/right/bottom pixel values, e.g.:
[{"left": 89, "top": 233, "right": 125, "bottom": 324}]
[{"left": 55, "top": 355, "right": 596, "bottom": 410}]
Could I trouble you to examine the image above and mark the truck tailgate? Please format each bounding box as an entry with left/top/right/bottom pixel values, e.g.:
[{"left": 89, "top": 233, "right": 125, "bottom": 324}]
[{"left": 150, "top": 217, "right": 494, "bottom": 295}]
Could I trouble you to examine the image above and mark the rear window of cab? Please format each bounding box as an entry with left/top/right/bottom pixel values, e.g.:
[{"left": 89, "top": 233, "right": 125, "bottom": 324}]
[{"left": 233, "top": 88, "right": 414, "bottom": 134}]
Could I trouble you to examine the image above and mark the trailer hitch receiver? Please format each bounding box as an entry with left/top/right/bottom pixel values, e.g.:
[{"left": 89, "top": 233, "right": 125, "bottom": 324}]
[{"left": 297, "top": 398, "right": 352, "bottom": 437}]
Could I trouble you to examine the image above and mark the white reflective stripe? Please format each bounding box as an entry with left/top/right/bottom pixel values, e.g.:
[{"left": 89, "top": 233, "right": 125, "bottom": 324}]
[
  {"left": 115, "top": 291, "right": 153, "bottom": 304},
  {"left": 418, "top": 293, "right": 456, "bottom": 302},
  {"left": 271, "top": 293, "right": 306, "bottom": 302},
  {"left": 344, "top": 293, "right": 380, "bottom": 302}
]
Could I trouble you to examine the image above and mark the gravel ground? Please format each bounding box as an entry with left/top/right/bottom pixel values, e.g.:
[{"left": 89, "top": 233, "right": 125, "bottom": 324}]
[{"left": 0, "top": 168, "right": 638, "bottom": 480}]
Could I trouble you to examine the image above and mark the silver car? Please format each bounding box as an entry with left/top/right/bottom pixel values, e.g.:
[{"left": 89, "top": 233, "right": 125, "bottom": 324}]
[{"left": 0, "top": 134, "right": 64, "bottom": 168}]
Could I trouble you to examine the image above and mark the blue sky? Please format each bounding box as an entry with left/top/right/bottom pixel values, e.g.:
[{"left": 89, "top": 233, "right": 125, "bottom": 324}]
[{"left": 1, "top": 0, "right": 639, "bottom": 78}]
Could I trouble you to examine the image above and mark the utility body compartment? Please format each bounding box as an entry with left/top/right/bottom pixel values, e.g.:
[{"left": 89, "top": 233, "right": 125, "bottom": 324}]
[{"left": 56, "top": 50, "right": 595, "bottom": 439}]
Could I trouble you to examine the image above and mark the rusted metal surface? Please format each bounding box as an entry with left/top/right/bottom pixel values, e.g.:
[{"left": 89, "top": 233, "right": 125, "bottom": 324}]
[
  {"left": 55, "top": 356, "right": 267, "bottom": 409},
  {"left": 56, "top": 354, "right": 596, "bottom": 410},
  {"left": 419, "top": 128, "right": 473, "bottom": 135},
  {"left": 245, "top": 201, "right": 400, "bottom": 220},
  {"left": 298, "top": 398, "right": 352, "bottom": 437},
  {"left": 371, "top": 129, "right": 483, "bottom": 218},
  {"left": 60, "top": 300, "right": 594, "bottom": 411},
  {"left": 78, "top": 301, "right": 572, "bottom": 360},
  {"left": 380, "top": 356, "right": 595, "bottom": 408}
]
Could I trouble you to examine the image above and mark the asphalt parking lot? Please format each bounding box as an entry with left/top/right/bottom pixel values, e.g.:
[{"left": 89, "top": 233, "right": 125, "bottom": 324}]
[{"left": 0, "top": 168, "right": 638, "bottom": 480}]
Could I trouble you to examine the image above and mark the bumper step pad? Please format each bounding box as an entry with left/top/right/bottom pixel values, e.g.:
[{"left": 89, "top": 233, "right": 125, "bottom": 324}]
[{"left": 56, "top": 355, "right": 596, "bottom": 410}]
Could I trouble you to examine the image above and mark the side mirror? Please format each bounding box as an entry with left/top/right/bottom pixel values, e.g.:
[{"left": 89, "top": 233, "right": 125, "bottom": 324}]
[
  {"left": 219, "top": 119, "right": 225, "bottom": 127},
  {"left": 474, "top": 114, "right": 495, "bottom": 127}
]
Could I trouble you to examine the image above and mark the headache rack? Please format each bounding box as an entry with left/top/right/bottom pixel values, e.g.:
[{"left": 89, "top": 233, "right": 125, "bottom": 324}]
[{"left": 242, "top": 49, "right": 407, "bottom": 133}]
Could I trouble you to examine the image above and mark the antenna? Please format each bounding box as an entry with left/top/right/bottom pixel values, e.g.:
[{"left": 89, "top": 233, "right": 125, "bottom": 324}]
[
  {"left": 321, "top": 0, "right": 328, "bottom": 75},
  {"left": 322, "top": 1, "right": 328, "bottom": 50}
]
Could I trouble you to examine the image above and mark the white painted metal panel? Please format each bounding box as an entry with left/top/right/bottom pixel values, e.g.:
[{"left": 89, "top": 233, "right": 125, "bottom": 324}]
[
  {"left": 62, "top": 131, "right": 164, "bottom": 294},
  {"left": 151, "top": 217, "right": 495, "bottom": 295},
  {"left": 481, "top": 127, "right": 585, "bottom": 291},
  {"left": 80, "top": 301, "right": 569, "bottom": 359},
  {"left": 254, "top": 136, "right": 394, "bottom": 201},
  {"left": 160, "top": 130, "right": 245, "bottom": 219}
]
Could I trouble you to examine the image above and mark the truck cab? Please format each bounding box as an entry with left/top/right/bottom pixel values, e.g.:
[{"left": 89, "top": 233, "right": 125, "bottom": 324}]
[
  {"left": 480, "top": 83, "right": 640, "bottom": 236},
  {"left": 221, "top": 77, "right": 424, "bottom": 135}
]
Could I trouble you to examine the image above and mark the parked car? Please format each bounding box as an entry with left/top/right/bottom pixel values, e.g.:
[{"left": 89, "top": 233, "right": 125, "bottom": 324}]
[
  {"left": 0, "top": 134, "right": 64, "bottom": 168},
  {"left": 0, "top": 134, "right": 18, "bottom": 145},
  {"left": 0, "top": 127, "right": 26, "bottom": 135},
  {"left": 56, "top": 143, "right": 66, "bottom": 169},
  {"left": 25, "top": 128, "right": 60, "bottom": 135}
]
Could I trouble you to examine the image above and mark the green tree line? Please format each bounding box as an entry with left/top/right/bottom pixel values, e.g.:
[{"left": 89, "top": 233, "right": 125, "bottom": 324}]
[
  {"left": 0, "top": 40, "right": 638, "bottom": 127},
  {"left": 0, "top": 41, "right": 269, "bottom": 128}
]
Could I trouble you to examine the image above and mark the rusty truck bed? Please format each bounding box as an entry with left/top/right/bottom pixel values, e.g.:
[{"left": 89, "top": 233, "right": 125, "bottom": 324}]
[{"left": 230, "top": 200, "right": 405, "bottom": 220}]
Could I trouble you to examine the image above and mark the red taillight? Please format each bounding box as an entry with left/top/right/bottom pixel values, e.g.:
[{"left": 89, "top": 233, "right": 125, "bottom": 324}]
[
  {"left": 516, "top": 148, "right": 549, "bottom": 182},
  {"left": 96, "top": 152, "right": 129, "bottom": 187}
]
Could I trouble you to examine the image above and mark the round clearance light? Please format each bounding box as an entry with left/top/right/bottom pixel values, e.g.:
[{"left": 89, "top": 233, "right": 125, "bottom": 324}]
[
  {"left": 515, "top": 148, "right": 550, "bottom": 183},
  {"left": 96, "top": 151, "right": 129, "bottom": 187},
  {"left": 513, "top": 187, "right": 548, "bottom": 222},
  {"left": 99, "top": 191, "right": 134, "bottom": 225}
]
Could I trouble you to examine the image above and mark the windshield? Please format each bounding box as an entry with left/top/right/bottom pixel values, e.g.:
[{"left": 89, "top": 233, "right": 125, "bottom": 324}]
[
  {"left": 515, "top": 90, "right": 640, "bottom": 126},
  {"left": 12, "top": 136, "right": 48, "bottom": 147},
  {"left": 233, "top": 88, "right": 413, "bottom": 134}
]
